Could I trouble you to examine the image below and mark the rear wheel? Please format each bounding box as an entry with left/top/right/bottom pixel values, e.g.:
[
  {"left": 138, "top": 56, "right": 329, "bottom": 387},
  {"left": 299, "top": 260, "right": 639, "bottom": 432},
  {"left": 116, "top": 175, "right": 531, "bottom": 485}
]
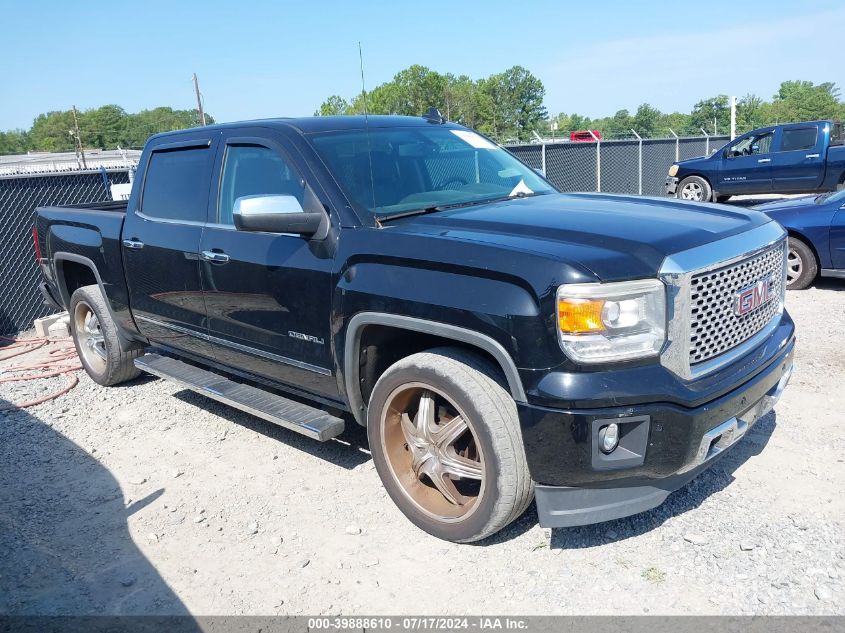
[
  {"left": 677, "top": 176, "right": 712, "bottom": 202},
  {"left": 785, "top": 237, "right": 817, "bottom": 290},
  {"left": 69, "top": 284, "right": 143, "bottom": 386},
  {"left": 367, "top": 348, "right": 533, "bottom": 543}
]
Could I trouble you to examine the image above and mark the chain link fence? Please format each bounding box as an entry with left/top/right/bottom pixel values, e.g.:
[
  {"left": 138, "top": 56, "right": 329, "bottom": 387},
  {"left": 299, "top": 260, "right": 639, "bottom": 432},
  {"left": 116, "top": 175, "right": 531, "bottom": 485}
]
[
  {"left": 0, "top": 170, "right": 132, "bottom": 334},
  {"left": 507, "top": 134, "right": 730, "bottom": 196}
]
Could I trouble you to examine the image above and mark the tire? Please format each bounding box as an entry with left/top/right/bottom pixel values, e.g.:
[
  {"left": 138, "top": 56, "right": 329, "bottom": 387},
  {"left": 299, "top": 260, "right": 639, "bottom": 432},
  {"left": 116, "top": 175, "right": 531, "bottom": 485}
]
[
  {"left": 69, "top": 284, "right": 143, "bottom": 386},
  {"left": 715, "top": 194, "right": 732, "bottom": 203},
  {"left": 676, "top": 176, "right": 712, "bottom": 202},
  {"left": 785, "top": 237, "right": 817, "bottom": 291},
  {"left": 367, "top": 347, "right": 534, "bottom": 543}
]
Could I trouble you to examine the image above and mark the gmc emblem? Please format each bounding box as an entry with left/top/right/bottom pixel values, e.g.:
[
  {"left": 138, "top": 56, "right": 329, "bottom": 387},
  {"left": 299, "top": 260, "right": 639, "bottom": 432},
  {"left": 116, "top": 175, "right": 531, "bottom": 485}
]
[{"left": 734, "top": 275, "right": 776, "bottom": 317}]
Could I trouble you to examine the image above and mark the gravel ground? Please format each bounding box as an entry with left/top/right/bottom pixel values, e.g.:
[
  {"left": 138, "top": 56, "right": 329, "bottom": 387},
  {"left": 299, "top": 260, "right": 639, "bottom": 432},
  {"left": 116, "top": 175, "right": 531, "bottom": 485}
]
[{"left": 1, "top": 281, "right": 844, "bottom": 616}]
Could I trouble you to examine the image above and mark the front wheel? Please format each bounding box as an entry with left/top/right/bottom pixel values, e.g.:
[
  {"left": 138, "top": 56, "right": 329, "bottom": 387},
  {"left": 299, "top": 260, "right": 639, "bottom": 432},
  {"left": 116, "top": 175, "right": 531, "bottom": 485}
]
[
  {"left": 367, "top": 348, "right": 534, "bottom": 543},
  {"left": 676, "top": 176, "right": 712, "bottom": 202},
  {"left": 785, "top": 237, "right": 817, "bottom": 290}
]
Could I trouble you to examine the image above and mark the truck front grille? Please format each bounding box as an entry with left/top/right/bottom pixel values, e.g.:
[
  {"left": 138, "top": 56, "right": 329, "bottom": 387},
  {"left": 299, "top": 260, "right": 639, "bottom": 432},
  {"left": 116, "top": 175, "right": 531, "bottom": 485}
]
[{"left": 688, "top": 241, "right": 786, "bottom": 365}]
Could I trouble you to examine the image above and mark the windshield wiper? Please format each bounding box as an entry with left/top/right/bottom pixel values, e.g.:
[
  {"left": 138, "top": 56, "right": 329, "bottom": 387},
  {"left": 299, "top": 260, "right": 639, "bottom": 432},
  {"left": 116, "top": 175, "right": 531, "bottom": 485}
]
[{"left": 378, "top": 191, "right": 548, "bottom": 222}]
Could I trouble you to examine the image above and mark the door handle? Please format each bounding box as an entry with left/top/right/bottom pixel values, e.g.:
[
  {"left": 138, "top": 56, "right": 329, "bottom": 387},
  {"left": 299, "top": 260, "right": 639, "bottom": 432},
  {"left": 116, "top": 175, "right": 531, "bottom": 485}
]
[
  {"left": 757, "top": 158, "right": 771, "bottom": 163},
  {"left": 122, "top": 239, "right": 144, "bottom": 250},
  {"left": 806, "top": 153, "right": 820, "bottom": 159},
  {"left": 201, "top": 250, "right": 230, "bottom": 264}
]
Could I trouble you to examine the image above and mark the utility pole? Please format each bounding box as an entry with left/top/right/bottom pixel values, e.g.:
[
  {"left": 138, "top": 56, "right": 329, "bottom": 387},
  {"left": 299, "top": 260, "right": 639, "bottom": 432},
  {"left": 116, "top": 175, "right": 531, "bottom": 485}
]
[
  {"left": 192, "top": 73, "right": 207, "bottom": 126},
  {"left": 71, "top": 105, "right": 87, "bottom": 169},
  {"left": 730, "top": 95, "right": 737, "bottom": 140}
]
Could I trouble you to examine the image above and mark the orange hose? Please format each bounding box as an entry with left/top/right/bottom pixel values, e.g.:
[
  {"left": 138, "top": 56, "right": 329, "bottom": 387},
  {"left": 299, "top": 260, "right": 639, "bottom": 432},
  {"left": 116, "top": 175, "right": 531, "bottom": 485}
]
[{"left": 0, "top": 334, "right": 82, "bottom": 411}]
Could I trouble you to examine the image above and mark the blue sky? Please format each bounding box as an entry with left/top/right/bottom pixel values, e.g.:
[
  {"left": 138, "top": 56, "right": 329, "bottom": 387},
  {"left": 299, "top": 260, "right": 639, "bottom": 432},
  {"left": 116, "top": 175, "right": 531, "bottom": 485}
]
[{"left": 2, "top": 0, "right": 841, "bottom": 130}]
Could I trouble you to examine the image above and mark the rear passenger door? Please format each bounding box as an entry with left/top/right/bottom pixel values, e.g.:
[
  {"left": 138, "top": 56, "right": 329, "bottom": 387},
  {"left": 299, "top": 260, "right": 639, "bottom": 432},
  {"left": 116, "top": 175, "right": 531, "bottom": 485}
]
[
  {"left": 771, "top": 125, "right": 825, "bottom": 192},
  {"left": 198, "top": 129, "right": 338, "bottom": 399},
  {"left": 123, "top": 135, "right": 218, "bottom": 357}
]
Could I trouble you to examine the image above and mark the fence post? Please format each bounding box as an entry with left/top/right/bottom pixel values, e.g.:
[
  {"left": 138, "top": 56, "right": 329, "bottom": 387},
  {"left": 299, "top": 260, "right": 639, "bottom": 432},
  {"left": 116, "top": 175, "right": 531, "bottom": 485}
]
[
  {"left": 669, "top": 128, "right": 679, "bottom": 162},
  {"left": 541, "top": 143, "right": 546, "bottom": 177},
  {"left": 700, "top": 127, "right": 710, "bottom": 156},
  {"left": 631, "top": 129, "right": 642, "bottom": 195},
  {"left": 589, "top": 130, "right": 601, "bottom": 192}
]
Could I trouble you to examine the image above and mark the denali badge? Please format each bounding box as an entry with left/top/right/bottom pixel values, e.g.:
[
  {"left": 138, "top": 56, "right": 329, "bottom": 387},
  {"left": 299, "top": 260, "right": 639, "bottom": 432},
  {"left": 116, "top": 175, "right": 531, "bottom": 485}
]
[
  {"left": 288, "top": 331, "right": 324, "bottom": 345},
  {"left": 733, "top": 275, "right": 776, "bottom": 317}
]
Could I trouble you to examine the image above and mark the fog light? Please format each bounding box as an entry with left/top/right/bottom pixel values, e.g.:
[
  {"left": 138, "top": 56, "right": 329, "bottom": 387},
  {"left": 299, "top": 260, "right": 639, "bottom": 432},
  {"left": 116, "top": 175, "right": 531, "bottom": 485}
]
[{"left": 598, "top": 423, "right": 620, "bottom": 454}]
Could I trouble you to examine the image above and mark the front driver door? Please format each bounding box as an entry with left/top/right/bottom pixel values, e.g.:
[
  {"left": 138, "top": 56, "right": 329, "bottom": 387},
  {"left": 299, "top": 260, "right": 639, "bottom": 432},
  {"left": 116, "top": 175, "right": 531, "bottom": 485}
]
[
  {"left": 718, "top": 129, "right": 775, "bottom": 195},
  {"left": 199, "top": 130, "right": 338, "bottom": 400}
]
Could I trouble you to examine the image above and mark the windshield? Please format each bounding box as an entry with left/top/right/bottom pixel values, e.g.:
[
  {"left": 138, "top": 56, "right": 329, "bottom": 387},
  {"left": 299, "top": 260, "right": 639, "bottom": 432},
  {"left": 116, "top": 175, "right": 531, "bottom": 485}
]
[
  {"left": 819, "top": 188, "right": 845, "bottom": 205},
  {"left": 310, "top": 126, "right": 556, "bottom": 218}
]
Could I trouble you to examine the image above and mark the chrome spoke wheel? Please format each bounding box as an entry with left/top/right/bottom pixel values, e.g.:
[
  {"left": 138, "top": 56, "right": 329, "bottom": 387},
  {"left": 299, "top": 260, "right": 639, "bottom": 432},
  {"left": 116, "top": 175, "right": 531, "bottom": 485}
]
[
  {"left": 681, "top": 182, "right": 703, "bottom": 200},
  {"left": 74, "top": 301, "right": 107, "bottom": 371},
  {"left": 381, "top": 383, "right": 484, "bottom": 522},
  {"left": 786, "top": 247, "right": 802, "bottom": 286}
]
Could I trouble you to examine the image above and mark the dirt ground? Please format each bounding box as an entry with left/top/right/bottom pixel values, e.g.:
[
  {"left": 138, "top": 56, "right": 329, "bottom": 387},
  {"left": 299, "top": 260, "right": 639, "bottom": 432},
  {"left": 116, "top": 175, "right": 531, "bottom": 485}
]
[{"left": 1, "top": 280, "right": 843, "bottom": 616}]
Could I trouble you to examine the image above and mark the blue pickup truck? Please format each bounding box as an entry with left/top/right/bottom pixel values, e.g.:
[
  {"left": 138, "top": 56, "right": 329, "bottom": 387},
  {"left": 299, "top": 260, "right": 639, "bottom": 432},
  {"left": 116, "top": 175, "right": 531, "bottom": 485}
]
[{"left": 666, "top": 120, "right": 845, "bottom": 202}]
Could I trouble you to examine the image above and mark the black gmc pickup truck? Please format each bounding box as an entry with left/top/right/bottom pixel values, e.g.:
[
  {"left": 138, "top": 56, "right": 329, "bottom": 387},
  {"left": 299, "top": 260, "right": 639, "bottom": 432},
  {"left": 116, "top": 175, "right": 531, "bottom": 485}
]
[{"left": 35, "top": 114, "right": 795, "bottom": 543}]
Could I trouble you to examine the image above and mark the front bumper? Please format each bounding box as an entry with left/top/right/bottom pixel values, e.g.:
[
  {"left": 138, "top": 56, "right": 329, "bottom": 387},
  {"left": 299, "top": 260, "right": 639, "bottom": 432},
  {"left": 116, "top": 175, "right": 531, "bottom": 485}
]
[
  {"left": 521, "top": 338, "right": 794, "bottom": 528},
  {"left": 665, "top": 176, "right": 679, "bottom": 195}
]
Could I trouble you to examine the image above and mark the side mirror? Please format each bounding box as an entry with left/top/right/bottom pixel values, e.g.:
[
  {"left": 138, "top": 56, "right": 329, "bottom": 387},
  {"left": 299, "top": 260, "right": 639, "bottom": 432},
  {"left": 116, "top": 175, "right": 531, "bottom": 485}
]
[{"left": 233, "top": 194, "right": 324, "bottom": 235}]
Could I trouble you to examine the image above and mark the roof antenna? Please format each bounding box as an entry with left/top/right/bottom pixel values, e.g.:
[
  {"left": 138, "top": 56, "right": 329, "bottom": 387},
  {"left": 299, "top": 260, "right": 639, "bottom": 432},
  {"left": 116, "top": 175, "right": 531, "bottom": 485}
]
[
  {"left": 423, "top": 107, "right": 446, "bottom": 124},
  {"left": 359, "top": 41, "right": 377, "bottom": 215}
]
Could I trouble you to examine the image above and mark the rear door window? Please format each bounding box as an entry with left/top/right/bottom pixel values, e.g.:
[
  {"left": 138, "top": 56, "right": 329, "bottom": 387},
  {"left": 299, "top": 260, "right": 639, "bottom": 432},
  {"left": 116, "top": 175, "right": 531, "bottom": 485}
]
[
  {"left": 780, "top": 127, "right": 818, "bottom": 152},
  {"left": 142, "top": 146, "right": 213, "bottom": 222}
]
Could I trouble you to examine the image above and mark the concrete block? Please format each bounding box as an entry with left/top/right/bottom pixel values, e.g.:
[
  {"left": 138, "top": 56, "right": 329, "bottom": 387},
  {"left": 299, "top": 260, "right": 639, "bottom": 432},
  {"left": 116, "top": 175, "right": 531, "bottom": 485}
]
[
  {"left": 47, "top": 320, "right": 70, "bottom": 338},
  {"left": 34, "top": 312, "right": 68, "bottom": 337}
]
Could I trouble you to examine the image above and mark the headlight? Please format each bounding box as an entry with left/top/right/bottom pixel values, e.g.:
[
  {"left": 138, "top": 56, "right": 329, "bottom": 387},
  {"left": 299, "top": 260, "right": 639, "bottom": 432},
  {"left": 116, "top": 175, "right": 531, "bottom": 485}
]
[
  {"left": 668, "top": 164, "right": 679, "bottom": 177},
  {"left": 556, "top": 279, "right": 666, "bottom": 363}
]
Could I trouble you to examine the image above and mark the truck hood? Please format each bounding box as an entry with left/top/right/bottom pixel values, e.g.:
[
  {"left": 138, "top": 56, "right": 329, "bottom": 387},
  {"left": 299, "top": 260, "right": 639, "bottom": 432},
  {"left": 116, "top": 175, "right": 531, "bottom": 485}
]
[
  {"left": 386, "top": 192, "right": 772, "bottom": 281},
  {"left": 753, "top": 195, "right": 818, "bottom": 212}
]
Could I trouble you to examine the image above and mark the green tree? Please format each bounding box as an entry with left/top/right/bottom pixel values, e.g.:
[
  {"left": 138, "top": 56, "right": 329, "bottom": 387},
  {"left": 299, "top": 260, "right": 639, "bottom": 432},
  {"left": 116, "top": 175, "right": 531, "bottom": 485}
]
[
  {"left": 771, "top": 80, "right": 840, "bottom": 123},
  {"left": 633, "top": 103, "right": 662, "bottom": 137},
  {"left": 690, "top": 95, "right": 731, "bottom": 136},
  {"left": 28, "top": 111, "right": 77, "bottom": 152},
  {"left": 314, "top": 95, "right": 350, "bottom": 116},
  {"left": 0, "top": 129, "right": 29, "bottom": 154},
  {"left": 735, "top": 94, "right": 768, "bottom": 133},
  {"left": 660, "top": 111, "right": 693, "bottom": 136},
  {"left": 479, "top": 66, "right": 546, "bottom": 141},
  {"left": 81, "top": 104, "right": 127, "bottom": 149}
]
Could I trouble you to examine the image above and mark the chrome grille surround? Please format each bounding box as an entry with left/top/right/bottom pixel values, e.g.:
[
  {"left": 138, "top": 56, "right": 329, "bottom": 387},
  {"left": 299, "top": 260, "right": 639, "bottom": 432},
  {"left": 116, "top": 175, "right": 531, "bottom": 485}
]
[{"left": 659, "top": 222, "right": 787, "bottom": 381}]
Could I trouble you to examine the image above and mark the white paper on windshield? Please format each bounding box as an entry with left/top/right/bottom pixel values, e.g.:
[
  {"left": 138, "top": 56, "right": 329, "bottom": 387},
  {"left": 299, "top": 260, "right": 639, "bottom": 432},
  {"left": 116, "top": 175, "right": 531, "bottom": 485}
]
[
  {"left": 509, "top": 179, "right": 534, "bottom": 197},
  {"left": 450, "top": 129, "right": 498, "bottom": 150}
]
